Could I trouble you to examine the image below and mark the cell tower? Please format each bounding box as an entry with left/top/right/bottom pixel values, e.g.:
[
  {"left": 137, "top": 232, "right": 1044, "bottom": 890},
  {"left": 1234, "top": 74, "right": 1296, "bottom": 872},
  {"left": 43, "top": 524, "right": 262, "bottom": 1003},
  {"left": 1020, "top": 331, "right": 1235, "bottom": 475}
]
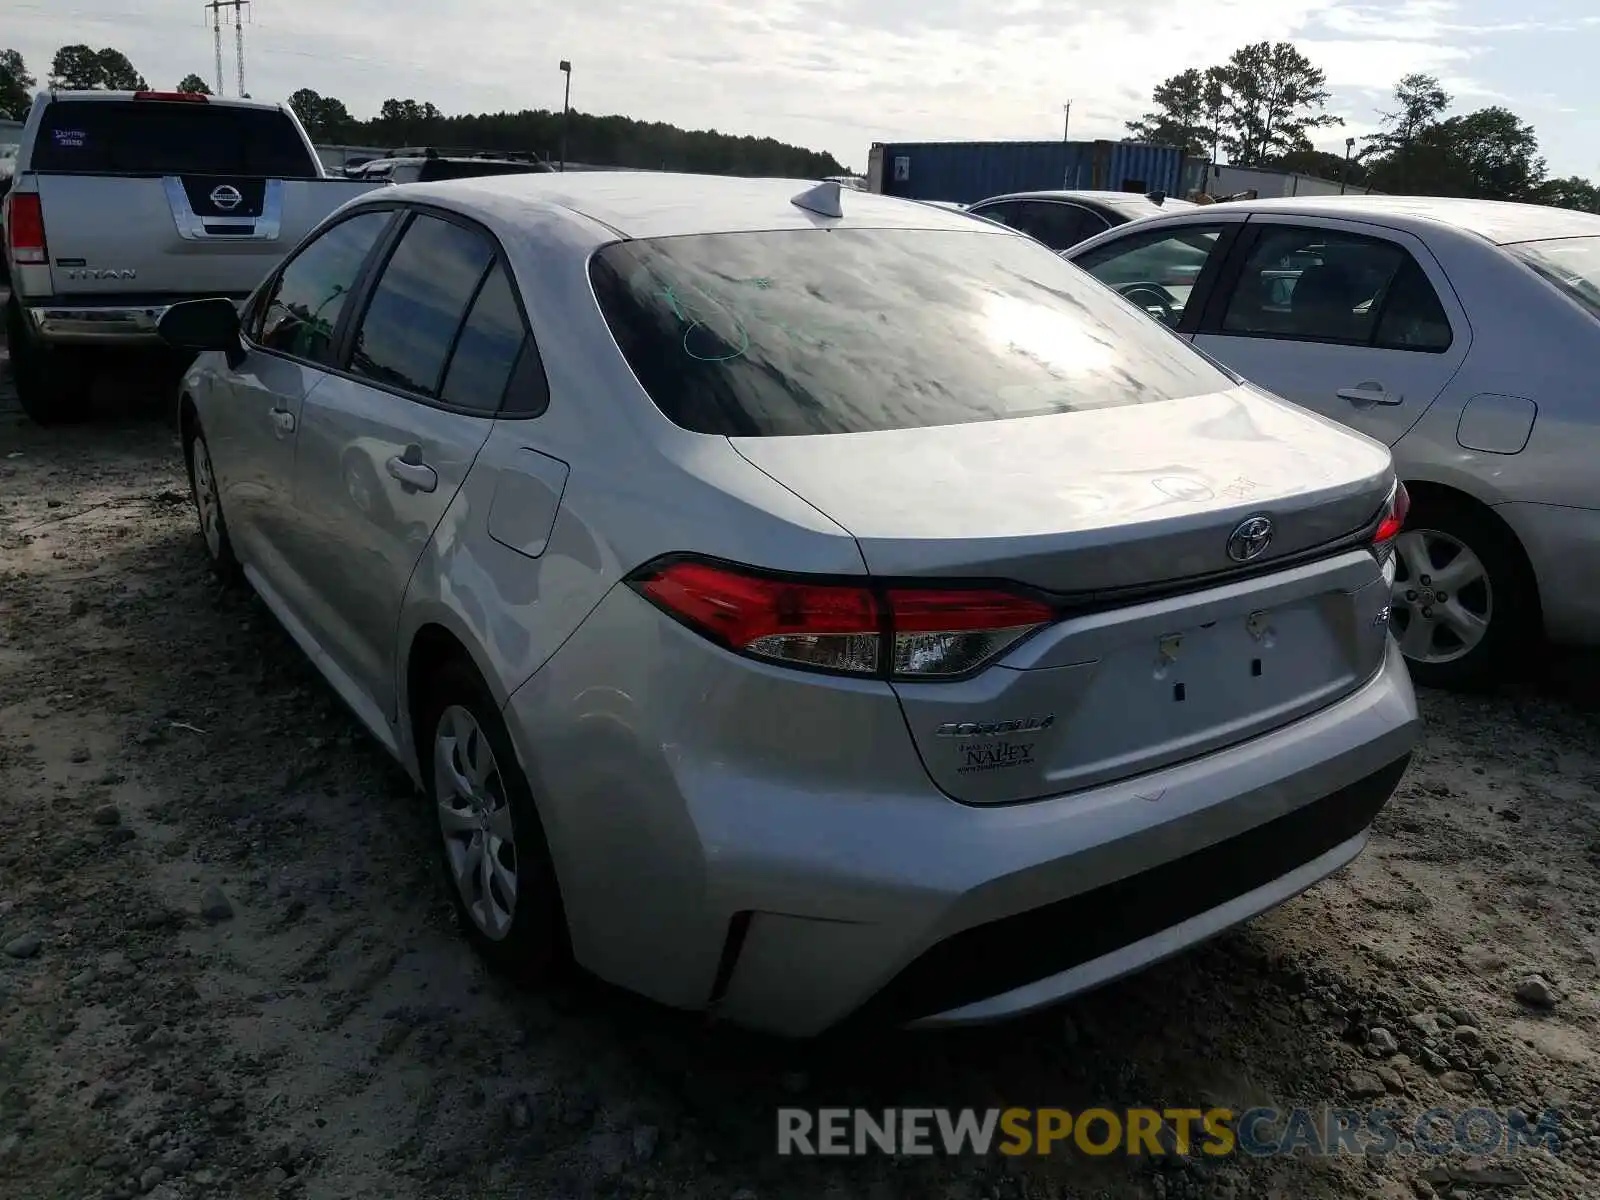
[{"left": 203, "top": 0, "right": 251, "bottom": 96}]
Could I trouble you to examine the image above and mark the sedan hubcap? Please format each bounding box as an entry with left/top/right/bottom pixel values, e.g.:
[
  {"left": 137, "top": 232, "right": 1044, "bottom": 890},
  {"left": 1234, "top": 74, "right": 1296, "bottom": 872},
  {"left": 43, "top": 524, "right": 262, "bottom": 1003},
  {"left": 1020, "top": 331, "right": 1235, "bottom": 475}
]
[
  {"left": 193, "top": 439, "right": 222, "bottom": 559},
  {"left": 433, "top": 705, "right": 518, "bottom": 940},
  {"left": 1389, "top": 528, "right": 1492, "bottom": 664}
]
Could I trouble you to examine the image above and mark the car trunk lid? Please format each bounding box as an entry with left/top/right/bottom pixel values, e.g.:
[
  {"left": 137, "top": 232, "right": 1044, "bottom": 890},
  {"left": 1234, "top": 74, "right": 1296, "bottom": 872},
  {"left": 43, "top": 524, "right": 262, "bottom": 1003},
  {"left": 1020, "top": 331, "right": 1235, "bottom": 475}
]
[{"left": 730, "top": 385, "right": 1398, "bottom": 804}]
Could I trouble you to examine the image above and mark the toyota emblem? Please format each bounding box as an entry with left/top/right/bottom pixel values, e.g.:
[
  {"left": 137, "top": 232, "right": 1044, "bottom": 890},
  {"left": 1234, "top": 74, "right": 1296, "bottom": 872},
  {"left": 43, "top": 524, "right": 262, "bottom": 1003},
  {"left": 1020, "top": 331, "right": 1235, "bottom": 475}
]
[
  {"left": 1226, "top": 515, "right": 1274, "bottom": 563},
  {"left": 209, "top": 184, "right": 243, "bottom": 211}
]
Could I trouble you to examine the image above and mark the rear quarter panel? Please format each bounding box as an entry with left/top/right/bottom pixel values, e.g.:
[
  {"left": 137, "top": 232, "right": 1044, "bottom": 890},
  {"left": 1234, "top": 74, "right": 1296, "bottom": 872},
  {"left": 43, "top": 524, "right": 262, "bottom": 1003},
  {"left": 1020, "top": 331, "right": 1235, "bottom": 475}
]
[{"left": 1390, "top": 235, "right": 1600, "bottom": 511}]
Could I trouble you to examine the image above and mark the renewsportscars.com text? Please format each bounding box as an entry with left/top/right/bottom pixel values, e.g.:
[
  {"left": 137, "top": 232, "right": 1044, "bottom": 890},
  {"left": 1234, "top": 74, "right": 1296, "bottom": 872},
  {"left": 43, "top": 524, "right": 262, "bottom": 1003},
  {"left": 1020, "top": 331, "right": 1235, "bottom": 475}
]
[{"left": 776, "top": 1106, "right": 1565, "bottom": 1158}]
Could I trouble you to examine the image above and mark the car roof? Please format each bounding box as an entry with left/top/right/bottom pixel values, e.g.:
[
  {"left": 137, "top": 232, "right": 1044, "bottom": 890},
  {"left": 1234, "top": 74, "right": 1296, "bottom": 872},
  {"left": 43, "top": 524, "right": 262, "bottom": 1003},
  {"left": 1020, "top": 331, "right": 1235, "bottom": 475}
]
[
  {"left": 1170, "top": 195, "right": 1600, "bottom": 246},
  {"left": 374, "top": 172, "right": 1011, "bottom": 241},
  {"left": 975, "top": 189, "right": 1195, "bottom": 217}
]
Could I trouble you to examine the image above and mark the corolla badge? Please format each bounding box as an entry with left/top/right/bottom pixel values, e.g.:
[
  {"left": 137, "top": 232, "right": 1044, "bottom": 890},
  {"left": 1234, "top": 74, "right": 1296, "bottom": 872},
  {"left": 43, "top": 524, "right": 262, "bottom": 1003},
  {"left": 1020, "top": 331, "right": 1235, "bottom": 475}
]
[
  {"left": 209, "top": 184, "right": 243, "bottom": 210},
  {"left": 1226, "top": 515, "right": 1274, "bottom": 563}
]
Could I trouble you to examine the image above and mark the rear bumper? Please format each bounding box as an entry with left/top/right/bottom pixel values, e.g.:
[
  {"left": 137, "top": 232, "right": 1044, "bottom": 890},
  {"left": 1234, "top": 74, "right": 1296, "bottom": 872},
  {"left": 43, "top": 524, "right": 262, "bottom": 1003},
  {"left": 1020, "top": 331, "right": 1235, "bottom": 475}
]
[{"left": 505, "top": 582, "right": 1420, "bottom": 1037}]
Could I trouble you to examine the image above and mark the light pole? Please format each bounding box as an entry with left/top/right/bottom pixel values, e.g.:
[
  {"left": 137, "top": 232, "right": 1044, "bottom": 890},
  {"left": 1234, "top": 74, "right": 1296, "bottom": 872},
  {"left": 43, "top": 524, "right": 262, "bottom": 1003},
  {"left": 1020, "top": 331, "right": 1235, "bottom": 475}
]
[
  {"left": 1342, "top": 135, "right": 1355, "bottom": 194},
  {"left": 1061, "top": 101, "right": 1073, "bottom": 187},
  {"left": 558, "top": 59, "right": 572, "bottom": 173}
]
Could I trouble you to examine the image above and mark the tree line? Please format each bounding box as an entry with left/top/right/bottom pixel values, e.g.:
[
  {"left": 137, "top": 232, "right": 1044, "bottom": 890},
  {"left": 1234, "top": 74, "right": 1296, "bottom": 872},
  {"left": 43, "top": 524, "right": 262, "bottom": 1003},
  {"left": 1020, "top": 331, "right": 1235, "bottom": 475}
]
[
  {"left": 1125, "top": 41, "right": 1598, "bottom": 212},
  {"left": 0, "top": 45, "right": 846, "bottom": 179}
]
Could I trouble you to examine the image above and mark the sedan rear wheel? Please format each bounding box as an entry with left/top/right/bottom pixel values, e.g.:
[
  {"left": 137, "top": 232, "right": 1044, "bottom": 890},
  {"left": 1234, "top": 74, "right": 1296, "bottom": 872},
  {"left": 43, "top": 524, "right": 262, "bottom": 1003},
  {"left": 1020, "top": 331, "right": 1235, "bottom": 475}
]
[
  {"left": 422, "top": 660, "right": 570, "bottom": 977},
  {"left": 1388, "top": 493, "right": 1534, "bottom": 690}
]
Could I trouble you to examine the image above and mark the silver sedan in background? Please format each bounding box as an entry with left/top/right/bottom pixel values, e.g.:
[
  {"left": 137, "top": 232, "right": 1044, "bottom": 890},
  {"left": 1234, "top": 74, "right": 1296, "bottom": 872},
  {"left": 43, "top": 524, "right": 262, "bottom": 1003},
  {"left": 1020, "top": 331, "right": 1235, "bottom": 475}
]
[
  {"left": 1065, "top": 196, "right": 1600, "bottom": 688},
  {"left": 158, "top": 173, "right": 1418, "bottom": 1036}
]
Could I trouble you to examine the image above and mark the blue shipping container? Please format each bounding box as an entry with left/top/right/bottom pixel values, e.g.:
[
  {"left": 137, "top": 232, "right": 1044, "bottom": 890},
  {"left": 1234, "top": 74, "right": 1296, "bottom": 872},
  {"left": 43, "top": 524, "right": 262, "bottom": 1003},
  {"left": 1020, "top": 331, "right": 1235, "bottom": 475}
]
[{"left": 867, "top": 139, "right": 1186, "bottom": 205}]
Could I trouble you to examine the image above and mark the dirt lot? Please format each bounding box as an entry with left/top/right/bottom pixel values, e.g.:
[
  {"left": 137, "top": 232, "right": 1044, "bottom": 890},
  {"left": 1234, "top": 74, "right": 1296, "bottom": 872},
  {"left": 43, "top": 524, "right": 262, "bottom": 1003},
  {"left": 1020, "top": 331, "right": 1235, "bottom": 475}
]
[{"left": 2, "top": 325, "right": 1599, "bottom": 1200}]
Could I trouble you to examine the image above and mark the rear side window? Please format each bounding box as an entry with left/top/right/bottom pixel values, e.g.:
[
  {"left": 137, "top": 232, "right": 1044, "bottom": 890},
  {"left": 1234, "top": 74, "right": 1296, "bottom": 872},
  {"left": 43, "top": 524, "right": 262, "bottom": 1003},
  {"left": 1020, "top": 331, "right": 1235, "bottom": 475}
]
[
  {"left": 30, "top": 100, "right": 318, "bottom": 177},
  {"left": 439, "top": 263, "right": 541, "bottom": 414},
  {"left": 588, "top": 227, "right": 1233, "bottom": 437},
  {"left": 256, "top": 210, "right": 392, "bottom": 363},
  {"left": 1511, "top": 235, "right": 1600, "bottom": 319},
  {"left": 349, "top": 214, "right": 495, "bottom": 397}
]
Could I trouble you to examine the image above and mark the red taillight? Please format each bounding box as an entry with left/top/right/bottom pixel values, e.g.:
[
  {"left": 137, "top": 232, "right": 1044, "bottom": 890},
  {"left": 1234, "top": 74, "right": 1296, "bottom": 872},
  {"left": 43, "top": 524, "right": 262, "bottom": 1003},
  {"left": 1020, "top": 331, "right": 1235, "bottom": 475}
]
[
  {"left": 629, "top": 559, "right": 1056, "bottom": 679},
  {"left": 1373, "top": 482, "right": 1410, "bottom": 549},
  {"left": 7, "top": 193, "right": 47, "bottom": 265},
  {"left": 134, "top": 90, "right": 209, "bottom": 102}
]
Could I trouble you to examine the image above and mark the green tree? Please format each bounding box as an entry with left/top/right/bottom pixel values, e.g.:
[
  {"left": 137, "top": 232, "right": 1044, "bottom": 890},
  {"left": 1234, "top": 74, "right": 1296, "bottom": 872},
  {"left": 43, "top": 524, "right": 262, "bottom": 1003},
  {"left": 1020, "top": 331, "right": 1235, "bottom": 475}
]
[
  {"left": 47, "top": 44, "right": 147, "bottom": 90},
  {"left": 289, "top": 88, "right": 355, "bottom": 141},
  {"left": 1363, "top": 73, "right": 1451, "bottom": 189},
  {"left": 1125, "top": 67, "right": 1226, "bottom": 158},
  {"left": 177, "top": 73, "right": 213, "bottom": 95},
  {"left": 0, "top": 48, "right": 35, "bottom": 119},
  {"left": 49, "top": 44, "right": 103, "bottom": 89},
  {"left": 1538, "top": 175, "right": 1600, "bottom": 214},
  {"left": 95, "top": 48, "right": 147, "bottom": 91},
  {"left": 1213, "top": 41, "right": 1342, "bottom": 164},
  {"left": 1369, "top": 106, "right": 1546, "bottom": 200}
]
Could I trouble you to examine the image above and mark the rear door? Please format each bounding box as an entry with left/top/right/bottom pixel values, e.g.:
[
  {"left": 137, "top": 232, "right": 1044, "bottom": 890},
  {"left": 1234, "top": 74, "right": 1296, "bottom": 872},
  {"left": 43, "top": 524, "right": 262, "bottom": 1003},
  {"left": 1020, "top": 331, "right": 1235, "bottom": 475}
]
[
  {"left": 27, "top": 95, "right": 326, "bottom": 297},
  {"left": 1192, "top": 216, "right": 1470, "bottom": 446},
  {"left": 286, "top": 208, "right": 512, "bottom": 716}
]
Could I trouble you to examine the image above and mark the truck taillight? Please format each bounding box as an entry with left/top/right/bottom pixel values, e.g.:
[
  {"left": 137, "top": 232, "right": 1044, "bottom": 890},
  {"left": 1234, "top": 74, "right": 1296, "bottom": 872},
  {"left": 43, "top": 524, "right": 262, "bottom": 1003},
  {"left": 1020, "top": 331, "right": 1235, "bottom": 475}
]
[
  {"left": 134, "top": 90, "right": 209, "bottom": 102},
  {"left": 7, "top": 193, "right": 47, "bottom": 265},
  {"left": 627, "top": 557, "right": 1057, "bottom": 680}
]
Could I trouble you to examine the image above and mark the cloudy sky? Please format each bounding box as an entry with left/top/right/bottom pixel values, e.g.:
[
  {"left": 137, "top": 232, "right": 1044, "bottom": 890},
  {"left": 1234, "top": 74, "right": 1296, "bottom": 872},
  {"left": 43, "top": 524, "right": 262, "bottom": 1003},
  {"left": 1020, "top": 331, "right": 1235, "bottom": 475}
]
[{"left": 8, "top": 0, "right": 1599, "bottom": 177}]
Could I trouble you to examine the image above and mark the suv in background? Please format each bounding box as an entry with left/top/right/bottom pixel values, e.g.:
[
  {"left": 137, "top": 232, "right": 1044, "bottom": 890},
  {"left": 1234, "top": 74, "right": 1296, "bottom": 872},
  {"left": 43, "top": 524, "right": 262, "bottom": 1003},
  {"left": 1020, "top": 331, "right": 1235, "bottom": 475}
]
[
  {"left": 352, "top": 149, "right": 555, "bottom": 185},
  {"left": 967, "top": 189, "right": 1195, "bottom": 252}
]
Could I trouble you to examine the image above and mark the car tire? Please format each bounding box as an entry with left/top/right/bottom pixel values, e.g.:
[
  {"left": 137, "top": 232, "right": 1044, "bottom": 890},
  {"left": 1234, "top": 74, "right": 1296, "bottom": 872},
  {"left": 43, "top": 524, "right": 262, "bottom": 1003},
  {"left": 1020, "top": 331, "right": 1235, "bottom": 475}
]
[
  {"left": 5, "top": 296, "right": 94, "bottom": 426},
  {"left": 183, "top": 417, "right": 242, "bottom": 583},
  {"left": 418, "top": 659, "right": 571, "bottom": 980},
  {"left": 1389, "top": 491, "right": 1536, "bottom": 690}
]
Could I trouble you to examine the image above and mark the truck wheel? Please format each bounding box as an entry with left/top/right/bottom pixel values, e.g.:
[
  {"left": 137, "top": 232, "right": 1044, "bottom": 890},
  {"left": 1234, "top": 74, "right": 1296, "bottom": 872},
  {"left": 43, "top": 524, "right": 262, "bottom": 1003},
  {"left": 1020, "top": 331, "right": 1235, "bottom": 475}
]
[{"left": 5, "top": 297, "right": 94, "bottom": 426}]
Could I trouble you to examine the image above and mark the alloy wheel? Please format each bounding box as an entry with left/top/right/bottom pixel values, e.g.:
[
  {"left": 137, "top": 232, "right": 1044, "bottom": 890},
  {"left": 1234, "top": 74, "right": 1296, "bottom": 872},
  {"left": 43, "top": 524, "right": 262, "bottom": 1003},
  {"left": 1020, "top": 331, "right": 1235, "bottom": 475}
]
[{"left": 433, "top": 704, "right": 519, "bottom": 940}]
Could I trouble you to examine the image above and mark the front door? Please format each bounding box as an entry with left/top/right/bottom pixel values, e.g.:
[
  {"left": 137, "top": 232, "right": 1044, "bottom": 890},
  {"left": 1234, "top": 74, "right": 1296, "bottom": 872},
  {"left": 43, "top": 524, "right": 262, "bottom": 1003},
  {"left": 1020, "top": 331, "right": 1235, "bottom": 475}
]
[
  {"left": 287, "top": 210, "right": 512, "bottom": 717},
  {"left": 1192, "top": 217, "right": 1471, "bottom": 447},
  {"left": 205, "top": 208, "right": 395, "bottom": 580}
]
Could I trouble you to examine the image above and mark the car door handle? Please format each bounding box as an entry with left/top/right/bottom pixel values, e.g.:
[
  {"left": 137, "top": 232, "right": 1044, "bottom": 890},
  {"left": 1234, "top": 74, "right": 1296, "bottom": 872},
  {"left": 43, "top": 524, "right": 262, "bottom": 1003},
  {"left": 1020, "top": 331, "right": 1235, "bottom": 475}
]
[
  {"left": 269, "top": 406, "right": 296, "bottom": 434},
  {"left": 386, "top": 454, "right": 438, "bottom": 493},
  {"left": 1337, "top": 383, "right": 1402, "bottom": 406}
]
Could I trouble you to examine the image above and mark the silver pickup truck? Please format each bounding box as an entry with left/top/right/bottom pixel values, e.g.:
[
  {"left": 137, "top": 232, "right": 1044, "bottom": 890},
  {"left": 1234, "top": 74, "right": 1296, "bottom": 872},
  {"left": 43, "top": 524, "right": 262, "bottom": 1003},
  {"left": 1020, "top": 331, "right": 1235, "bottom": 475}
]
[{"left": 3, "top": 89, "right": 384, "bottom": 424}]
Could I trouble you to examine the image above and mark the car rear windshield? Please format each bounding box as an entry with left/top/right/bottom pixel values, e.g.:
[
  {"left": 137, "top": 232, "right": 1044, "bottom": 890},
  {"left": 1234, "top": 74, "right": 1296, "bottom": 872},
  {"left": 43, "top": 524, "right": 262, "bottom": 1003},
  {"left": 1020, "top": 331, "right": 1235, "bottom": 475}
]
[
  {"left": 1510, "top": 236, "right": 1600, "bottom": 318},
  {"left": 30, "top": 100, "right": 318, "bottom": 177},
  {"left": 588, "top": 227, "right": 1233, "bottom": 437}
]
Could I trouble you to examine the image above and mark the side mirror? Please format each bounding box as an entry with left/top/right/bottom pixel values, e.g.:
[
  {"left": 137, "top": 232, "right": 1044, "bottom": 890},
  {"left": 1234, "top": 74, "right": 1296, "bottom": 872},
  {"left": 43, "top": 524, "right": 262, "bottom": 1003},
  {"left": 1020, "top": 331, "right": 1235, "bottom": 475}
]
[{"left": 158, "top": 298, "right": 244, "bottom": 366}]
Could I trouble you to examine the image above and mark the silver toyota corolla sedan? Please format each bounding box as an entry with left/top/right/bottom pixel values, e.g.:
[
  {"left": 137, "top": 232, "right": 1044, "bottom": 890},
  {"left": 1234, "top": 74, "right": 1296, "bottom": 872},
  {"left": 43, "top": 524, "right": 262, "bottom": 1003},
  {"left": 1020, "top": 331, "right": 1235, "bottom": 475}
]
[
  {"left": 1063, "top": 195, "right": 1600, "bottom": 689},
  {"left": 157, "top": 172, "right": 1420, "bottom": 1037}
]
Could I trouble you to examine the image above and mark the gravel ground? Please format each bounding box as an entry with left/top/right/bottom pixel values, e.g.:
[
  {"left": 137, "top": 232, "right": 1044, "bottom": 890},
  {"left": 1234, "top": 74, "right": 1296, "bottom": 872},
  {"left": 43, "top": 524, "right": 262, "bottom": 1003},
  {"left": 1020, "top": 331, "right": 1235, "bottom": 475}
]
[{"left": 2, "top": 321, "right": 1599, "bottom": 1200}]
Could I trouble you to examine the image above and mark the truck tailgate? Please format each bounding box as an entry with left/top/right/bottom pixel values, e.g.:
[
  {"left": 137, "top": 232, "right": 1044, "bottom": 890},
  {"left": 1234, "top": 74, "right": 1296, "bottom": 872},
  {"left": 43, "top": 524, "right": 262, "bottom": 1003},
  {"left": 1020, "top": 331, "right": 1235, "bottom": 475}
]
[{"left": 33, "top": 174, "right": 382, "bottom": 297}]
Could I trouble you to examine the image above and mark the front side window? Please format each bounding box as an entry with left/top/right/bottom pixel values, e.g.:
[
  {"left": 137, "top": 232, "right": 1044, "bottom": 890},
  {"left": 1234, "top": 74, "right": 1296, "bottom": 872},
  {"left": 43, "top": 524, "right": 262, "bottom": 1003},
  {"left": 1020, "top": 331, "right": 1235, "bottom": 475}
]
[
  {"left": 1004, "top": 201, "right": 1101, "bottom": 251},
  {"left": 1074, "top": 226, "right": 1225, "bottom": 328},
  {"left": 1510, "top": 236, "right": 1600, "bottom": 319},
  {"left": 349, "top": 214, "right": 495, "bottom": 396},
  {"left": 257, "top": 210, "right": 392, "bottom": 363},
  {"left": 1221, "top": 226, "right": 1452, "bottom": 350},
  {"left": 588, "top": 227, "right": 1234, "bottom": 438}
]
